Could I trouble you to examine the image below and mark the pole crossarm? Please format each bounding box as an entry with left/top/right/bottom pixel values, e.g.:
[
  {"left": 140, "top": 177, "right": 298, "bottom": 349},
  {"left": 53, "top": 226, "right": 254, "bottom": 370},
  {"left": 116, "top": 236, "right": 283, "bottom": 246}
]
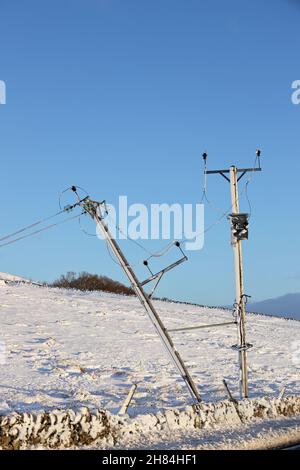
[
  {"left": 206, "top": 167, "right": 261, "bottom": 183},
  {"left": 206, "top": 168, "right": 261, "bottom": 175},
  {"left": 140, "top": 256, "right": 188, "bottom": 287}
]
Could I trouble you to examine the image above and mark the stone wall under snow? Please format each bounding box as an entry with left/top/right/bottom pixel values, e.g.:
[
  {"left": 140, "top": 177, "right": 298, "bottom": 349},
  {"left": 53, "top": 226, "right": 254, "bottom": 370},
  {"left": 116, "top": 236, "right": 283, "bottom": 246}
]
[{"left": 0, "top": 396, "right": 300, "bottom": 449}]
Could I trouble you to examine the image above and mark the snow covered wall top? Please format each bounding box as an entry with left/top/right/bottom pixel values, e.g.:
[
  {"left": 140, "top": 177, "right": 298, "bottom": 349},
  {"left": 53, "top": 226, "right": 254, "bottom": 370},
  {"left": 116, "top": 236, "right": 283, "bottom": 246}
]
[{"left": 1, "top": 396, "right": 300, "bottom": 449}]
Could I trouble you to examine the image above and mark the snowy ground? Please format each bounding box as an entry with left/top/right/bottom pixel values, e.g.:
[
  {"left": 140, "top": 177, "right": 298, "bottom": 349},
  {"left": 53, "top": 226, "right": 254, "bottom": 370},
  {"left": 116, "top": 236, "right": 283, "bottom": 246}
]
[
  {"left": 0, "top": 283, "right": 299, "bottom": 418},
  {"left": 0, "top": 283, "right": 300, "bottom": 449},
  {"left": 123, "top": 415, "right": 300, "bottom": 450}
]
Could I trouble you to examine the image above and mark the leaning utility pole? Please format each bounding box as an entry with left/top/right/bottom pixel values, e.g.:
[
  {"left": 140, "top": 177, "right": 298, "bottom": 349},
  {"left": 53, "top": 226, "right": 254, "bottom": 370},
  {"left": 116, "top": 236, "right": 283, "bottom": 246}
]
[
  {"left": 204, "top": 151, "right": 262, "bottom": 399},
  {"left": 77, "top": 196, "right": 201, "bottom": 404}
]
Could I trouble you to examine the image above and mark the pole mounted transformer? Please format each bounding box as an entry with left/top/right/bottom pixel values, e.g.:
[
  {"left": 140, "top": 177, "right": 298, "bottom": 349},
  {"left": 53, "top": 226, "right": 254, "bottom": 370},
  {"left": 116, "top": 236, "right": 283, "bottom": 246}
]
[{"left": 204, "top": 151, "right": 262, "bottom": 399}]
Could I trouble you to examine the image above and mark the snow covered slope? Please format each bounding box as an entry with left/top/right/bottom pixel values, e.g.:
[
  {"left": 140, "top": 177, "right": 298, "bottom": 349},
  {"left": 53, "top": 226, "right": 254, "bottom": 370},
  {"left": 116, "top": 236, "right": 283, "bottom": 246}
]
[
  {"left": 0, "top": 272, "right": 33, "bottom": 284},
  {"left": 0, "top": 284, "right": 299, "bottom": 416}
]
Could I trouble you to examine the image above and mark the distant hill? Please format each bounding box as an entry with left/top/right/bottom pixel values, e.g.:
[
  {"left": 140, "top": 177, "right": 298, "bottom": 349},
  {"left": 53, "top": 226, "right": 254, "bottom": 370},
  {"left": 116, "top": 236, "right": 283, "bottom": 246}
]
[{"left": 247, "top": 293, "right": 300, "bottom": 320}]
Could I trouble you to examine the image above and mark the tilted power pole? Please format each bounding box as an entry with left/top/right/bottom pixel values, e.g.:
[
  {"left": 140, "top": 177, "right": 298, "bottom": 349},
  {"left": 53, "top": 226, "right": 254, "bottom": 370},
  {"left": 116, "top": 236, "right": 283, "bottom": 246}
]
[
  {"left": 78, "top": 196, "right": 201, "bottom": 404},
  {"left": 204, "top": 151, "right": 262, "bottom": 398}
]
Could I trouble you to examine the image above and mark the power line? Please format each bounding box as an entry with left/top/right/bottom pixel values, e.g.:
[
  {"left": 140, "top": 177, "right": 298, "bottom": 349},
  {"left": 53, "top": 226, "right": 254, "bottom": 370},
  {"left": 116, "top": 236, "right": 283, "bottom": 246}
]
[
  {"left": 0, "top": 209, "right": 65, "bottom": 243},
  {"left": 103, "top": 198, "right": 231, "bottom": 270},
  {"left": 200, "top": 152, "right": 259, "bottom": 217},
  {"left": 244, "top": 181, "right": 252, "bottom": 219},
  {"left": 53, "top": 157, "right": 258, "bottom": 274},
  {"left": 0, "top": 213, "right": 82, "bottom": 249},
  {"left": 0, "top": 189, "right": 87, "bottom": 248}
]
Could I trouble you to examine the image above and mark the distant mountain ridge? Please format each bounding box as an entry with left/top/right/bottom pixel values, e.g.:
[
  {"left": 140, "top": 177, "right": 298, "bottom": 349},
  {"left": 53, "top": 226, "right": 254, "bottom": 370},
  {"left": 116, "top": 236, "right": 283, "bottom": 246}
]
[{"left": 247, "top": 293, "right": 300, "bottom": 320}]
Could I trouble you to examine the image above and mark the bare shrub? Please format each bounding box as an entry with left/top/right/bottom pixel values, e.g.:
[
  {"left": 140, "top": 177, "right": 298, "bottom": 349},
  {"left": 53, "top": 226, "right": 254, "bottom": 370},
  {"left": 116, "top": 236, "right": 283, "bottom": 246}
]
[{"left": 51, "top": 271, "right": 134, "bottom": 296}]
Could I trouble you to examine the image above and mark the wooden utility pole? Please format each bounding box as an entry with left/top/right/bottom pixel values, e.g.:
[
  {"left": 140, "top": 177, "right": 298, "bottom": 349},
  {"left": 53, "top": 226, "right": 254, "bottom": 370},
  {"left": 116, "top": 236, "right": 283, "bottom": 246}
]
[
  {"left": 205, "top": 152, "right": 262, "bottom": 399},
  {"left": 79, "top": 197, "right": 201, "bottom": 404},
  {"left": 229, "top": 165, "right": 248, "bottom": 398}
]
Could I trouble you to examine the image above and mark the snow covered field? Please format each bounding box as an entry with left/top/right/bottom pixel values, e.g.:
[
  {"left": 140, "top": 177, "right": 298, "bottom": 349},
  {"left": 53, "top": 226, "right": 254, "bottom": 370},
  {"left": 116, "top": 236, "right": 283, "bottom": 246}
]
[
  {"left": 0, "top": 282, "right": 299, "bottom": 418},
  {"left": 0, "top": 282, "right": 300, "bottom": 449}
]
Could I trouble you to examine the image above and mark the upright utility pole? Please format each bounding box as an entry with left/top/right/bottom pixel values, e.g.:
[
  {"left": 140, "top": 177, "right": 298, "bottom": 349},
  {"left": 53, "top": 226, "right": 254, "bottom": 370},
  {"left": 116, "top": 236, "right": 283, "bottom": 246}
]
[
  {"left": 204, "top": 151, "right": 262, "bottom": 399},
  {"left": 79, "top": 197, "right": 201, "bottom": 404},
  {"left": 229, "top": 165, "right": 248, "bottom": 398}
]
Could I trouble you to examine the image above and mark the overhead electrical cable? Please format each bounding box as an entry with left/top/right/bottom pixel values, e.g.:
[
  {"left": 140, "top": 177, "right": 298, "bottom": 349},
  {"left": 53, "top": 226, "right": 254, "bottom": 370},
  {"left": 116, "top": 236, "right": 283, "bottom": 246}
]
[
  {"left": 0, "top": 209, "right": 66, "bottom": 243},
  {"left": 0, "top": 213, "right": 83, "bottom": 249}
]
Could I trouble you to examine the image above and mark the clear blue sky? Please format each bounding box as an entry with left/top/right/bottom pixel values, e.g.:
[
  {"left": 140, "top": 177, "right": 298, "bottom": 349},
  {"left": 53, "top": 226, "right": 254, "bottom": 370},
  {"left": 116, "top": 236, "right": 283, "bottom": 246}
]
[{"left": 0, "top": 0, "right": 299, "bottom": 306}]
